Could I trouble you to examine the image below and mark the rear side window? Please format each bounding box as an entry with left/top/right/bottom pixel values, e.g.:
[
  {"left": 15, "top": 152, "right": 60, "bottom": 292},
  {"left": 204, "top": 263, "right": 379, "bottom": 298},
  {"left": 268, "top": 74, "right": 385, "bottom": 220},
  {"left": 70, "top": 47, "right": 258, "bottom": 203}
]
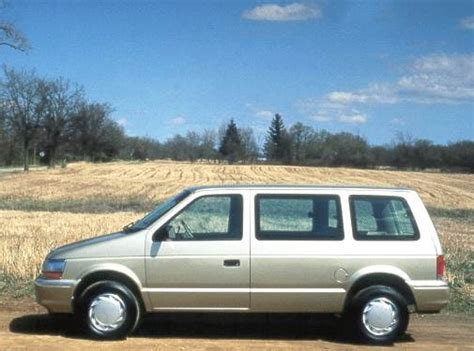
[
  {"left": 350, "top": 196, "right": 419, "bottom": 240},
  {"left": 255, "top": 195, "right": 343, "bottom": 240}
]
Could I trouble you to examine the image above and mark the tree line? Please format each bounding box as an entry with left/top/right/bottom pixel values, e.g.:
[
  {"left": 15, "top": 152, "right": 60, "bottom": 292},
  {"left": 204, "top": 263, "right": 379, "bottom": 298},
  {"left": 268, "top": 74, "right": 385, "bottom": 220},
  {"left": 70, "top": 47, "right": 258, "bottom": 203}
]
[
  {"left": 260, "top": 114, "right": 473, "bottom": 171},
  {"left": 0, "top": 68, "right": 472, "bottom": 172},
  {"left": 0, "top": 67, "right": 125, "bottom": 170}
]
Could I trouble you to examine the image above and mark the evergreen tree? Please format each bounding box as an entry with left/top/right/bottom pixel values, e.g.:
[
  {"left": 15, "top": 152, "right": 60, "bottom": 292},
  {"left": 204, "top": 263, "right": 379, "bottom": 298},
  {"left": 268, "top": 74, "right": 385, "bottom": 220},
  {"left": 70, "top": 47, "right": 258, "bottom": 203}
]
[
  {"left": 264, "top": 113, "right": 292, "bottom": 163},
  {"left": 219, "top": 119, "right": 243, "bottom": 163}
]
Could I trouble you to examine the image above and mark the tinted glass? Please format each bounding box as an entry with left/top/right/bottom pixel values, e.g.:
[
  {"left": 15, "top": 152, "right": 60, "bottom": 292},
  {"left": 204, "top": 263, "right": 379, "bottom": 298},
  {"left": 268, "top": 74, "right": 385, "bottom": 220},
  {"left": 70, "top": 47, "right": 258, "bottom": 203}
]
[
  {"left": 256, "top": 195, "right": 343, "bottom": 240},
  {"left": 167, "top": 195, "right": 243, "bottom": 241},
  {"left": 350, "top": 196, "right": 418, "bottom": 240}
]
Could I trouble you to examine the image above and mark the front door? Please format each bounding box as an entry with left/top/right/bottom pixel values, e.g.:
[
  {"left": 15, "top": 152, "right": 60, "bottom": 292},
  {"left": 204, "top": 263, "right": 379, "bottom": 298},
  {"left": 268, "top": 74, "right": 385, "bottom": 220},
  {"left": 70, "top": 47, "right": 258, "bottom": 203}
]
[{"left": 145, "top": 193, "right": 250, "bottom": 311}]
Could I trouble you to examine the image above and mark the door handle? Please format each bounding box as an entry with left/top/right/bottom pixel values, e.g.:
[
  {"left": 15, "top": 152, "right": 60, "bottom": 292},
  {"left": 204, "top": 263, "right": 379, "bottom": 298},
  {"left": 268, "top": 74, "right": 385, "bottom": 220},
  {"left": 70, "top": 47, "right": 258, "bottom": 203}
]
[{"left": 223, "top": 259, "right": 240, "bottom": 267}]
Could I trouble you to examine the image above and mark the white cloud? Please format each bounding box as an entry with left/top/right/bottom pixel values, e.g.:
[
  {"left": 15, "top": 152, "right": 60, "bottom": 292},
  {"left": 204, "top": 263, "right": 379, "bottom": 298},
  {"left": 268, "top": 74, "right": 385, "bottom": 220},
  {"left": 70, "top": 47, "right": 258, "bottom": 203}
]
[
  {"left": 168, "top": 116, "right": 186, "bottom": 126},
  {"left": 324, "top": 53, "right": 474, "bottom": 106},
  {"left": 297, "top": 53, "right": 474, "bottom": 126},
  {"left": 460, "top": 16, "right": 474, "bottom": 30},
  {"left": 255, "top": 110, "right": 274, "bottom": 119},
  {"left": 327, "top": 84, "right": 398, "bottom": 105},
  {"left": 306, "top": 108, "right": 367, "bottom": 124},
  {"left": 327, "top": 91, "right": 368, "bottom": 104},
  {"left": 242, "top": 3, "right": 321, "bottom": 22},
  {"left": 396, "top": 54, "right": 474, "bottom": 103},
  {"left": 338, "top": 113, "right": 367, "bottom": 124}
]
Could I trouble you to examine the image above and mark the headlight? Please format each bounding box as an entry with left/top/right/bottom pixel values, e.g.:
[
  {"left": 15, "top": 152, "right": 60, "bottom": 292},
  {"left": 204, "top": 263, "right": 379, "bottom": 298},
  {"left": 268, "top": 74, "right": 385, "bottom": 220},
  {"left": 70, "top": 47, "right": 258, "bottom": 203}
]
[{"left": 41, "top": 259, "right": 66, "bottom": 280}]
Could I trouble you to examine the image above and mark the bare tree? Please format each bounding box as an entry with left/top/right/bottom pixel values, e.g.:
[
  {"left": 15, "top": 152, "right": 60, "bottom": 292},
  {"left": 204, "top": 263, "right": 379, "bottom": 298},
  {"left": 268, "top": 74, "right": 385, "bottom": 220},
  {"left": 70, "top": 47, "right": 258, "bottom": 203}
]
[
  {"left": 0, "top": 106, "right": 19, "bottom": 165},
  {"left": 0, "top": 67, "right": 42, "bottom": 171},
  {"left": 69, "top": 102, "right": 124, "bottom": 161},
  {"left": 39, "top": 77, "right": 84, "bottom": 167},
  {"left": 199, "top": 129, "right": 217, "bottom": 161},
  {"left": 0, "top": 22, "right": 28, "bottom": 51},
  {"left": 289, "top": 122, "right": 313, "bottom": 163},
  {"left": 239, "top": 127, "right": 259, "bottom": 162},
  {"left": 0, "top": 1, "right": 29, "bottom": 52}
]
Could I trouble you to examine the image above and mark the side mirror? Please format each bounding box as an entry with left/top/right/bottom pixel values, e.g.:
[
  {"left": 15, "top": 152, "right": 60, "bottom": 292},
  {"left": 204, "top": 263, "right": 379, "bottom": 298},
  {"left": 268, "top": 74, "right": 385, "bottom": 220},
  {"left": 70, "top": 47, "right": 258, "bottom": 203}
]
[
  {"left": 152, "top": 226, "right": 168, "bottom": 242},
  {"left": 152, "top": 225, "right": 176, "bottom": 241}
]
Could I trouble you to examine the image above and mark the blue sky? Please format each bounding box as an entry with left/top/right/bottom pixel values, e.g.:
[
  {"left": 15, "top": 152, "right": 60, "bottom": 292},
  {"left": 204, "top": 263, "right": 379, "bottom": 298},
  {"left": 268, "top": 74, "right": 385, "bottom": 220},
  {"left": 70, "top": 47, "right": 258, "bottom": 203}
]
[{"left": 2, "top": 0, "right": 474, "bottom": 145}]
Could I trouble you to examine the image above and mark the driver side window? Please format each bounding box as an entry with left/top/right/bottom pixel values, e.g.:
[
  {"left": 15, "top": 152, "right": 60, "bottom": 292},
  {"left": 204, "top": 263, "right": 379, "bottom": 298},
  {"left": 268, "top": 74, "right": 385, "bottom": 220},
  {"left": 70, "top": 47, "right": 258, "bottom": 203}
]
[{"left": 166, "top": 195, "right": 243, "bottom": 241}]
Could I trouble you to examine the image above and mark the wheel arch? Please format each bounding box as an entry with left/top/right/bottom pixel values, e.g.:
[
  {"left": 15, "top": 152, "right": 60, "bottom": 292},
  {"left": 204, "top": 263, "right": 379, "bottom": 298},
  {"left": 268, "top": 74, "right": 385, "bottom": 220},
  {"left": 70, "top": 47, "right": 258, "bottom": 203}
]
[
  {"left": 344, "top": 269, "right": 416, "bottom": 313},
  {"left": 73, "top": 265, "right": 147, "bottom": 313}
]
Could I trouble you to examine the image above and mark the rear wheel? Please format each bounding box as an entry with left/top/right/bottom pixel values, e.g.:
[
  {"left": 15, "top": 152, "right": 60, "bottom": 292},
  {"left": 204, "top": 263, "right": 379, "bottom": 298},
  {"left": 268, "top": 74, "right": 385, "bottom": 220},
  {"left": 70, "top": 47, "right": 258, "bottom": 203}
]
[
  {"left": 349, "top": 285, "right": 409, "bottom": 344},
  {"left": 78, "top": 280, "right": 141, "bottom": 340}
]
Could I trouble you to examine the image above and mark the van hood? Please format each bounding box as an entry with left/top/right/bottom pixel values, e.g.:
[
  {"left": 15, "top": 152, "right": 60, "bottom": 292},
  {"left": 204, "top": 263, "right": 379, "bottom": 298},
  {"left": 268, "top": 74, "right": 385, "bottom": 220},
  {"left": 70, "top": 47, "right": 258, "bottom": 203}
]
[{"left": 48, "top": 231, "right": 143, "bottom": 260}]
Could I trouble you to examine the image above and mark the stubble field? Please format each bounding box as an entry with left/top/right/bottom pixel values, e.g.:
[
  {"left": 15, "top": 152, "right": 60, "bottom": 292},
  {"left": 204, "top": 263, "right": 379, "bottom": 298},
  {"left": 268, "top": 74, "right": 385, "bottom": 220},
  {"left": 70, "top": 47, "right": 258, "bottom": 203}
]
[{"left": 0, "top": 161, "right": 472, "bottom": 311}]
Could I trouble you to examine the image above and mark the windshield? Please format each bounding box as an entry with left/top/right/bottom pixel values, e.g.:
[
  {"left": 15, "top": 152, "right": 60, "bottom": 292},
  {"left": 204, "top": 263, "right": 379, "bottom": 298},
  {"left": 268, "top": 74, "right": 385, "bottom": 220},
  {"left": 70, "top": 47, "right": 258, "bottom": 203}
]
[{"left": 124, "top": 190, "right": 191, "bottom": 233}]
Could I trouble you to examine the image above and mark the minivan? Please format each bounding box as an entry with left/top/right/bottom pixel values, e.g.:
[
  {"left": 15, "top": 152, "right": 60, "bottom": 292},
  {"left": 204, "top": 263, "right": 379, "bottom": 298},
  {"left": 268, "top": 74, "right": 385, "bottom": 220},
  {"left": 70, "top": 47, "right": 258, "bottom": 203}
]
[{"left": 35, "top": 185, "right": 449, "bottom": 344}]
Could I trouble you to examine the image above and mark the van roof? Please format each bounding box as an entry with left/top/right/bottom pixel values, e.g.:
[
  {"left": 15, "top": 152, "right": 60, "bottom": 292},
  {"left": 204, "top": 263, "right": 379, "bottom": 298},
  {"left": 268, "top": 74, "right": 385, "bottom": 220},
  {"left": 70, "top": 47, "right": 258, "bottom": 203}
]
[{"left": 187, "top": 184, "right": 413, "bottom": 193}]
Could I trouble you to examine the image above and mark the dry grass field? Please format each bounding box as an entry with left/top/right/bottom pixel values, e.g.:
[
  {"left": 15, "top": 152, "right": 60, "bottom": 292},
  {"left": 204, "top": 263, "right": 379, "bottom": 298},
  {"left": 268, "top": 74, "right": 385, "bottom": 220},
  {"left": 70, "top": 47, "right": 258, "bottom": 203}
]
[
  {"left": 0, "top": 161, "right": 472, "bottom": 310},
  {"left": 0, "top": 161, "right": 472, "bottom": 210},
  {"left": 0, "top": 211, "right": 138, "bottom": 281}
]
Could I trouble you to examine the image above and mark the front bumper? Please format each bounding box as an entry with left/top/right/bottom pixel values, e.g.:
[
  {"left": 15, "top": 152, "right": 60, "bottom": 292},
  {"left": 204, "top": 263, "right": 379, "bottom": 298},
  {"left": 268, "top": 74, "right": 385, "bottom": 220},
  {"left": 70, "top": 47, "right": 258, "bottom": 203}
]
[
  {"left": 408, "top": 280, "right": 450, "bottom": 313},
  {"left": 34, "top": 277, "right": 76, "bottom": 313}
]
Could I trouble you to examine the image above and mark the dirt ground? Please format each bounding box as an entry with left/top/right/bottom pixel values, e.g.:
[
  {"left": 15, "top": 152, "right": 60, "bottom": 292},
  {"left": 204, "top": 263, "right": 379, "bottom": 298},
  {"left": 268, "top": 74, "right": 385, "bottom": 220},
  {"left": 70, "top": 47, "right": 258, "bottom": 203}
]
[{"left": 0, "top": 299, "right": 472, "bottom": 350}]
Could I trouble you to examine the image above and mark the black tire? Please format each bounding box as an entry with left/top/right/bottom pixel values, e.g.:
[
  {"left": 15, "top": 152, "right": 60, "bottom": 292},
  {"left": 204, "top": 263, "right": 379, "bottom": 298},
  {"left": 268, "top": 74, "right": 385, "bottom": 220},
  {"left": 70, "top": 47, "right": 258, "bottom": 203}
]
[
  {"left": 77, "top": 280, "right": 141, "bottom": 340},
  {"left": 348, "top": 285, "right": 409, "bottom": 345}
]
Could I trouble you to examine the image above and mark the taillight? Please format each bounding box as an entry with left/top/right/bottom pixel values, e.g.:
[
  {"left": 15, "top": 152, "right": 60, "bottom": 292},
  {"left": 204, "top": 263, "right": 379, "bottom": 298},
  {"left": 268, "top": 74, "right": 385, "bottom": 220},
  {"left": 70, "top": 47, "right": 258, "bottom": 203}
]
[{"left": 436, "top": 255, "right": 445, "bottom": 280}]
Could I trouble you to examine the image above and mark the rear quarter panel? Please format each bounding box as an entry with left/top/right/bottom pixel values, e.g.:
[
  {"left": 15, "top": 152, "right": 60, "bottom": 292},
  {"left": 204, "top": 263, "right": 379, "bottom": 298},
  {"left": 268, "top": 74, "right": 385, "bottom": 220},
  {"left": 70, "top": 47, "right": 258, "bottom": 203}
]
[{"left": 250, "top": 189, "right": 439, "bottom": 313}]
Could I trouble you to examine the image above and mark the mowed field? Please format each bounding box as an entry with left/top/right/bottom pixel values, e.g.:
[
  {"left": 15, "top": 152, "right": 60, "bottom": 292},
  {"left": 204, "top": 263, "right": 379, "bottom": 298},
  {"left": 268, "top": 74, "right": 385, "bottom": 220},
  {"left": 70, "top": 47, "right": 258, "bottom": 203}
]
[
  {"left": 1, "top": 161, "right": 473, "bottom": 209},
  {"left": 0, "top": 161, "right": 472, "bottom": 309}
]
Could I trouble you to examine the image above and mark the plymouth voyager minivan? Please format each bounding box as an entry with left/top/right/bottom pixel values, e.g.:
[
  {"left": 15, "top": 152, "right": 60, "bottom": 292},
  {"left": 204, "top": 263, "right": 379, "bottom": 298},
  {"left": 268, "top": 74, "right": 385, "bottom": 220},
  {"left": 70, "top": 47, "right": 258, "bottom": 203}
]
[{"left": 35, "top": 185, "right": 449, "bottom": 344}]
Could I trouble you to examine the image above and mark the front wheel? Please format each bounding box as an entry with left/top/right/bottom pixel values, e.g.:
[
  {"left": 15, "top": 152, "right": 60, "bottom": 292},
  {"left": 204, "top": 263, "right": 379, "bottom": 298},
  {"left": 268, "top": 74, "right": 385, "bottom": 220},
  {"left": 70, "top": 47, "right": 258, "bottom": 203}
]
[
  {"left": 78, "top": 280, "right": 141, "bottom": 340},
  {"left": 348, "top": 285, "right": 409, "bottom": 345}
]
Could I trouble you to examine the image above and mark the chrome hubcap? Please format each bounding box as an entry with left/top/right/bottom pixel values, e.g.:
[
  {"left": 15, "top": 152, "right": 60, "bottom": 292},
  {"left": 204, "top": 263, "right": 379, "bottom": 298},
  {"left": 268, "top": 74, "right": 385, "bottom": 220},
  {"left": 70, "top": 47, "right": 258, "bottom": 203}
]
[
  {"left": 88, "top": 293, "right": 126, "bottom": 332},
  {"left": 362, "top": 297, "right": 399, "bottom": 336}
]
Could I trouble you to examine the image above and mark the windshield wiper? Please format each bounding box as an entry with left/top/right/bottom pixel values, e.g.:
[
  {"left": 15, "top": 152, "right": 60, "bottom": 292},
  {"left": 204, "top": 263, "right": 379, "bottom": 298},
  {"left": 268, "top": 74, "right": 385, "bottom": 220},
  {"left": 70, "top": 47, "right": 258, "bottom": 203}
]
[{"left": 123, "top": 221, "right": 136, "bottom": 232}]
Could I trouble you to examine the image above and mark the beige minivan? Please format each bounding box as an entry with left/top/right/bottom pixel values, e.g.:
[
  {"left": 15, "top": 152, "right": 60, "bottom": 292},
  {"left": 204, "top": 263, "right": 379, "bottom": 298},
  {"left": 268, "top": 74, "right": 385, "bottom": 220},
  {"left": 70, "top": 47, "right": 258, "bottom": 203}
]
[{"left": 35, "top": 185, "right": 449, "bottom": 344}]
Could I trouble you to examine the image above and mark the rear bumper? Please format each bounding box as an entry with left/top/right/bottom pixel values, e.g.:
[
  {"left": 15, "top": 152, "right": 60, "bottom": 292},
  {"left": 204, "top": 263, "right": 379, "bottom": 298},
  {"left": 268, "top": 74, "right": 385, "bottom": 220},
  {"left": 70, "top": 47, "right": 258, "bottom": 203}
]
[
  {"left": 34, "top": 277, "right": 76, "bottom": 313},
  {"left": 408, "top": 280, "right": 449, "bottom": 313}
]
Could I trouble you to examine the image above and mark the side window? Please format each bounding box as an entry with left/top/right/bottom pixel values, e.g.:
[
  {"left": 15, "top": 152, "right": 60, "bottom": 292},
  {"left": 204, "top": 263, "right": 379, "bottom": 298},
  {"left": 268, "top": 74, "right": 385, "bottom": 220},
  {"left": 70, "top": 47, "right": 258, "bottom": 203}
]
[
  {"left": 167, "top": 195, "right": 243, "bottom": 241},
  {"left": 256, "top": 195, "right": 343, "bottom": 240},
  {"left": 350, "top": 196, "right": 419, "bottom": 240}
]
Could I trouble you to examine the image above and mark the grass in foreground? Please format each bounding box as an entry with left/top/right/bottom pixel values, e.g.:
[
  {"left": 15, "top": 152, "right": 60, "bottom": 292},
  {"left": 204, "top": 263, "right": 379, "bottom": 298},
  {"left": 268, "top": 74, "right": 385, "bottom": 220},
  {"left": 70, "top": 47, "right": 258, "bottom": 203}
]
[
  {"left": 0, "top": 210, "right": 141, "bottom": 280},
  {"left": 432, "top": 215, "right": 473, "bottom": 313}
]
